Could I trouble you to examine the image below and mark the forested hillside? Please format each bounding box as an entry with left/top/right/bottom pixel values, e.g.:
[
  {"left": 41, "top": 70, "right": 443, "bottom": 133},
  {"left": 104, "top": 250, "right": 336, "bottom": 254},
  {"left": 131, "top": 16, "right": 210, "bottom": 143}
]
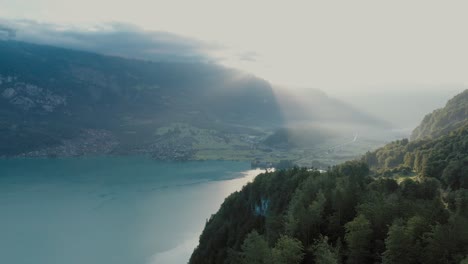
[
  {"left": 411, "top": 89, "right": 468, "bottom": 140},
  {"left": 190, "top": 160, "right": 467, "bottom": 264},
  {"left": 0, "top": 40, "right": 387, "bottom": 159},
  {"left": 363, "top": 123, "right": 468, "bottom": 190},
  {"left": 190, "top": 91, "right": 468, "bottom": 264},
  {"left": 0, "top": 40, "right": 283, "bottom": 156}
]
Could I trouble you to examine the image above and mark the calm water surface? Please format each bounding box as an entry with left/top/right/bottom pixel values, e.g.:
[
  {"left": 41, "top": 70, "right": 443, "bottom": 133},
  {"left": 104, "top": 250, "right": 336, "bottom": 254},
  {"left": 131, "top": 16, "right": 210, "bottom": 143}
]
[{"left": 0, "top": 157, "right": 262, "bottom": 264}]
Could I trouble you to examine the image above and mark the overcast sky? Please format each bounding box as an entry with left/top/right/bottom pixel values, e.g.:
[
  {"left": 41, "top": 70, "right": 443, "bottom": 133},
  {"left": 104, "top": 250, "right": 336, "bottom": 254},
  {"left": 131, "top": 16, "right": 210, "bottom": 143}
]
[{"left": 1, "top": 0, "right": 467, "bottom": 95}]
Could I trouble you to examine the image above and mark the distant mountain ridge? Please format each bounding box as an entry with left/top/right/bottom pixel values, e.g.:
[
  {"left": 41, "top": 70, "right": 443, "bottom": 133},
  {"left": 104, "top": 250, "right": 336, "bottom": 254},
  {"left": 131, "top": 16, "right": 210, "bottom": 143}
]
[
  {"left": 0, "top": 40, "right": 284, "bottom": 156},
  {"left": 0, "top": 40, "right": 388, "bottom": 158},
  {"left": 363, "top": 89, "right": 468, "bottom": 173},
  {"left": 274, "top": 87, "right": 390, "bottom": 127},
  {"left": 411, "top": 89, "right": 468, "bottom": 141}
]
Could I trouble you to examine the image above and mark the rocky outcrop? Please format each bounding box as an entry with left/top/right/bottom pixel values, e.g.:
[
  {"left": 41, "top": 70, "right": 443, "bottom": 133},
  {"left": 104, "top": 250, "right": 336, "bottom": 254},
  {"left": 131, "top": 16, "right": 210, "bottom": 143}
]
[{"left": 0, "top": 75, "right": 66, "bottom": 112}]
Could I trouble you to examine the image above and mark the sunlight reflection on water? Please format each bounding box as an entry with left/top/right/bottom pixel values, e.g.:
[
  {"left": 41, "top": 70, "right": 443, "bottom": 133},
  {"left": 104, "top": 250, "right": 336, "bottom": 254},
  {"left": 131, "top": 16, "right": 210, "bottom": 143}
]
[
  {"left": 0, "top": 158, "right": 264, "bottom": 264},
  {"left": 148, "top": 168, "right": 264, "bottom": 264}
]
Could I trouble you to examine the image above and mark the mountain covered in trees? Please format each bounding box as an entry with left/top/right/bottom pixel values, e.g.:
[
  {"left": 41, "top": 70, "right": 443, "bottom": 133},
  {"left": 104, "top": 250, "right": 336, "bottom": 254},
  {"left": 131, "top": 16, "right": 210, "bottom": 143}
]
[
  {"left": 0, "top": 40, "right": 283, "bottom": 156},
  {"left": 189, "top": 91, "right": 468, "bottom": 264},
  {"left": 0, "top": 40, "right": 385, "bottom": 158},
  {"left": 411, "top": 89, "right": 468, "bottom": 140}
]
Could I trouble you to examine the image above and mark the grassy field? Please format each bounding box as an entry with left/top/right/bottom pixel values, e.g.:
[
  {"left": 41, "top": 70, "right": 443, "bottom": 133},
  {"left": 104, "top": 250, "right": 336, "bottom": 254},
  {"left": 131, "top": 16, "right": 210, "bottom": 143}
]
[{"left": 144, "top": 122, "right": 388, "bottom": 168}]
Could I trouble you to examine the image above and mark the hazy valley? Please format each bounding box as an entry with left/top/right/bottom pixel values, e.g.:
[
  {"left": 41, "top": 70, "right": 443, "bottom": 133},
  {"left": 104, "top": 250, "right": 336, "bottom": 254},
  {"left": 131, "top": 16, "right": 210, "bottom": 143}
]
[
  {"left": 1, "top": 7, "right": 467, "bottom": 264},
  {"left": 0, "top": 40, "right": 401, "bottom": 168}
]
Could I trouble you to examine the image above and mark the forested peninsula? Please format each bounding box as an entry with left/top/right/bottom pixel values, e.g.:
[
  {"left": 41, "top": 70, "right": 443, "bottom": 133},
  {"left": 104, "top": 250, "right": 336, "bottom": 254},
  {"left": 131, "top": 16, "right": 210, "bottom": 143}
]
[{"left": 190, "top": 90, "right": 468, "bottom": 264}]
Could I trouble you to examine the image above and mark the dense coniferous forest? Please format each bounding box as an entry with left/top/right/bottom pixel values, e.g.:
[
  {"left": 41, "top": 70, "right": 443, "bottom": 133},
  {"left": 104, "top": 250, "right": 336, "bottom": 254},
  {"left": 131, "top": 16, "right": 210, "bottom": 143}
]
[{"left": 190, "top": 91, "right": 468, "bottom": 264}]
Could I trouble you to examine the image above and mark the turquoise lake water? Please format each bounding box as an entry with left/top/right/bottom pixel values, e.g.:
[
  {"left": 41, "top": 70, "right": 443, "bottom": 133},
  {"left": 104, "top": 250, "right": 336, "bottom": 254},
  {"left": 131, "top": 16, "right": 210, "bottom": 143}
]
[{"left": 0, "top": 157, "right": 261, "bottom": 264}]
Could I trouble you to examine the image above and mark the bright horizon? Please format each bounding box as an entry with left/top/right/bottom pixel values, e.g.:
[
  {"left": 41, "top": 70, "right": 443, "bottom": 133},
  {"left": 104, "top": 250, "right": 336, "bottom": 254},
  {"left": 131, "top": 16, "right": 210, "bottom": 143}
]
[
  {"left": 1, "top": 0, "right": 468, "bottom": 96},
  {"left": 0, "top": 3, "right": 467, "bottom": 264}
]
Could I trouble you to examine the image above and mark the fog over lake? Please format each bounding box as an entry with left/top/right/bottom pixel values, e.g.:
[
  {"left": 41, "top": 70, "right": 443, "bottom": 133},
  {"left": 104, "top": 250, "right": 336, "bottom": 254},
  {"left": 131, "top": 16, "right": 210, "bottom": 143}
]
[{"left": 0, "top": 157, "right": 262, "bottom": 264}]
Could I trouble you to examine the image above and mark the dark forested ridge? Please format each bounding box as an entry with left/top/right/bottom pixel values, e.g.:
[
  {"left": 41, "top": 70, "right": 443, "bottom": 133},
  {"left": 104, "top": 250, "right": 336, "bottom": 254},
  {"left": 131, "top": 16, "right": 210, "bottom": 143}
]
[
  {"left": 0, "top": 40, "right": 386, "bottom": 158},
  {"left": 190, "top": 92, "right": 468, "bottom": 264},
  {"left": 0, "top": 40, "right": 283, "bottom": 156},
  {"left": 411, "top": 89, "right": 468, "bottom": 141}
]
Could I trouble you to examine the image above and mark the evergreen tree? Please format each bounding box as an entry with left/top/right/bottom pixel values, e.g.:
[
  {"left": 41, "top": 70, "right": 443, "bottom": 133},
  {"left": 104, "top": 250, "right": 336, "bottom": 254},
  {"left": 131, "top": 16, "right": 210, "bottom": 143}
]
[
  {"left": 271, "top": 235, "right": 304, "bottom": 264},
  {"left": 240, "top": 231, "right": 271, "bottom": 264},
  {"left": 345, "top": 215, "right": 373, "bottom": 264},
  {"left": 382, "top": 219, "right": 416, "bottom": 264},
  {"left": 311, "top": 236, "right": 340, "bottom": 264}
]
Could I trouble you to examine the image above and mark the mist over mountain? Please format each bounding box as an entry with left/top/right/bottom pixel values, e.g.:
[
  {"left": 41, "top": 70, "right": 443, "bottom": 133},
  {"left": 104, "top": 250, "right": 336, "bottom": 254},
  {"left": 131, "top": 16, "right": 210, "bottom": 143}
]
[
  {"left": 0, "top": 40, "right": 283, "bottom": 155},
  {"left": 274, "top": 87, "right": 389, "bottom": 127},
  {"left": 2, "top": 2, "right": 468, "bottom": 264},
  {"left": 0, "top": 40, "right": 390, "bottom": 159},
  {"left": 190, "top": 87, "right": 468, "bottom": 264},
  {"left": 334, "top": 87, "right": 465, "bottom": 131},
  {"left": 411, "top": 89, "right": 468, "bottom": 140},
  {"left": 0, "top": 20, "right": 217, "bottom": 63}
]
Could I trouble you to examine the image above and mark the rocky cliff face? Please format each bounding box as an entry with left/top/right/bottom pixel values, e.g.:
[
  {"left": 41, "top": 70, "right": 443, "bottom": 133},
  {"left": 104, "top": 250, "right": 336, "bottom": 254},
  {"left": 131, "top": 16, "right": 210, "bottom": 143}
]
[{"left": 0, "top": 74, "right": 67, "bottom": 112}]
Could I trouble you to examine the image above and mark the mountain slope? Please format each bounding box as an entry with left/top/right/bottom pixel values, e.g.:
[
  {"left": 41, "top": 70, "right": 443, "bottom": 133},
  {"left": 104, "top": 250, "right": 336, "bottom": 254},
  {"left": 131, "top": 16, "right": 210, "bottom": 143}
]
[
  {"left": 0, "top": 40, "right": 283, "bottom": 156},
  {"left": 274, "top": 87, "right": 389, "bottom": 127},
  {"left": 0, "top": 40, "right": 389, "bottom": 159},
  {"left": 411, "top": 89, "right": 468, "bottom": 140},
  {"left": 190, "top": 92, "right": 468, "bottom": 264},
  {"left": 364, "top": 123, "right": 468, "bottom": 188},
  {"left": 190, "top": 158, "right": 467, "bottom": 264},
  {"left": 363, "top": 89, "right": 468, "bottom": 183}
]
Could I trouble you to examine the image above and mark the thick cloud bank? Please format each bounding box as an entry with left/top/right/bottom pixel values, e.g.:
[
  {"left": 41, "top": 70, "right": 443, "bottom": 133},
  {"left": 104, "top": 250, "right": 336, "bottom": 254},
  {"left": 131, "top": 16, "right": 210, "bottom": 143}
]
[{"left": 0, "top": 19, "right": 219, "bottom": 62}]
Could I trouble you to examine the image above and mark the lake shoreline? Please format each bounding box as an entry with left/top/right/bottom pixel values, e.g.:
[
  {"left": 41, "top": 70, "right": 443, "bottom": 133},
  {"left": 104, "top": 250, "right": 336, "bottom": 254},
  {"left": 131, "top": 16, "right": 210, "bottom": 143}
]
[
  {"left": 0, "top": 154, "right": 276, "bottom": 171},
  {"left": 0, "top": 158, "right": 261, "bottom": 264}
]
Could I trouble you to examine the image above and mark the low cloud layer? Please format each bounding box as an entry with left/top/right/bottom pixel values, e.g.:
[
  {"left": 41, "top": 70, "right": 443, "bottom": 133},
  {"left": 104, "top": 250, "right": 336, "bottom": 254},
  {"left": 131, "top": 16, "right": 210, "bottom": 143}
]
[
  {"left": 0, "top": 19, "right": 220, "bottom": 62},
  {"left": 0, "top": 24, "right": 16, "bottom": 38}
]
